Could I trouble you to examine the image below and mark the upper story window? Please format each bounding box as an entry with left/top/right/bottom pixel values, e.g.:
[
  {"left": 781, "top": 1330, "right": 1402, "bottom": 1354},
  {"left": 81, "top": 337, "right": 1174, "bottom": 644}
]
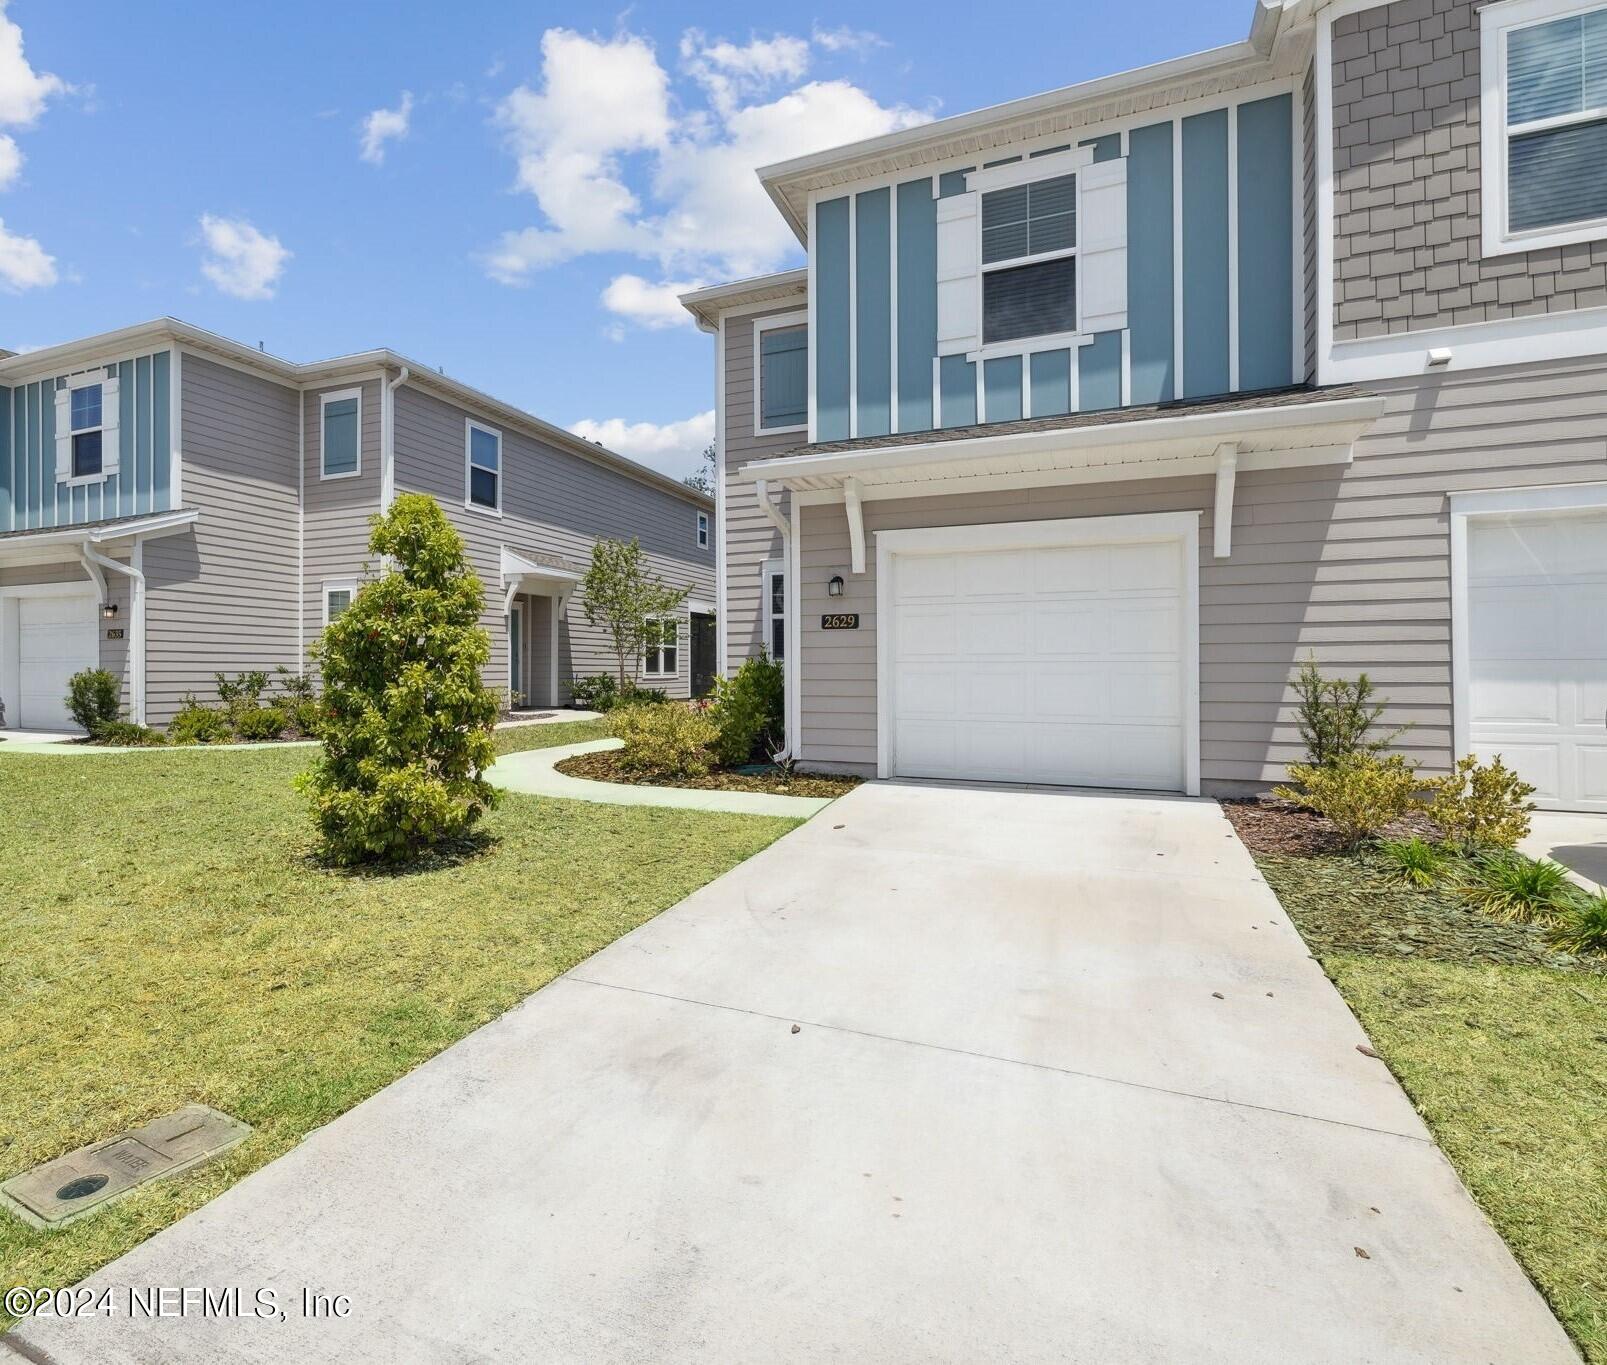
[
  {"left": 1483, "top": 0, "right": 1607, "bottom": 254},
  {"left": 466, "top": 419, "right": 502, "bottom": 513},
  {"left": 754, "top": 312, "right": 808, "bottom": 433},
  {"left": 53, "top": 370, "right": 121, "bottom": 486},
  {"left": 320, "top": 389, "right": 361, "bottom": 479},
  {"left": 697, "top": 510, "right": 710, "bottom": 548},
  {"left": 981, "top": 174, "right": 1078, "bottom": 345}
]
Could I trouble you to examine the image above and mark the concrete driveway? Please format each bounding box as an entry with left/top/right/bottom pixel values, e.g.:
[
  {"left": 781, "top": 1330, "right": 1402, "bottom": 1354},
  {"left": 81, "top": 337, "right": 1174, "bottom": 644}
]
[{"left": 7, "top": 784, "right": 1574, "bottom": 1364}]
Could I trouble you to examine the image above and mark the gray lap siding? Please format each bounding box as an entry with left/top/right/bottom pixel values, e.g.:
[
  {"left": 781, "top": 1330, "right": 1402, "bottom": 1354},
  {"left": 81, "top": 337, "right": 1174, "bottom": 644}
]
[
  {"left": 789, "top": 357, "right": 1607, "bottom": 788},
  {"left": 392, "top": 383, "right": 714, "bottom": 701}
]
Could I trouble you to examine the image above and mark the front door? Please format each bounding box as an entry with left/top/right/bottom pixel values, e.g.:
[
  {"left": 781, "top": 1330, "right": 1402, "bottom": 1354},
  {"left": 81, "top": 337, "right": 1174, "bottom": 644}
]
[
  {"left": 509, "top": 603, "right": 525, "bottom": 706},
  {"left": 690, "top": 613, "right": 716, "bottom": 698}
]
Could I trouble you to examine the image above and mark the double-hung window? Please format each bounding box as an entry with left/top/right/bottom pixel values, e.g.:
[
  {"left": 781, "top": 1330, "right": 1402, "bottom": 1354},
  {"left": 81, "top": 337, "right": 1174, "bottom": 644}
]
[
  {"left": 466, "top": 420, "right": 502, "bottom": 513},
  {"left": 1484, "top": 0, "right": 1607, "bottom": 253},
  {"left": 762, "top": 558, "right": 785, "bottom": 661},
  {"left": 324, "top": 579, "right": 357, "bottom": 624},
  {"left": 642, "top": 618, "right": 678, "bottom": 676},
  {"left": 697, "top": 510, "right": 710, "bottom": 548},
  {"left": 53, "top": 369, "right": 120, "bottom": 485},
  {"left": 980, "top": 173, "right": 1078, "bottom": 344},
  {"left": 321, "top": 389, "right": 361, "bottom": 479},
  {"left": 70, "top": 383, "right": 104, "bottom": 479},
  {"left": 753, "top": 312, "right": 808, "bottom": 433}
]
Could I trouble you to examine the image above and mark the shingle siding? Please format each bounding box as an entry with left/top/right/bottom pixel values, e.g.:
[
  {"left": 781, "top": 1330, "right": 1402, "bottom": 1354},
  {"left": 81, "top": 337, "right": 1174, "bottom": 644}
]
[{"left": 1331, "top": 0, "right": 1607, "bottom": 339}]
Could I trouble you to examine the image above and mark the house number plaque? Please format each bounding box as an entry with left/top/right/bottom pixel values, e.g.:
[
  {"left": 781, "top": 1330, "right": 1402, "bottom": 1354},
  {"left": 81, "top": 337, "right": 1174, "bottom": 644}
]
[
  {"left": 105, "top": 628, "right": 125, "bottom": 640},
  {"left": 821, "top": 613, "right": 859, "bottom": 630}
]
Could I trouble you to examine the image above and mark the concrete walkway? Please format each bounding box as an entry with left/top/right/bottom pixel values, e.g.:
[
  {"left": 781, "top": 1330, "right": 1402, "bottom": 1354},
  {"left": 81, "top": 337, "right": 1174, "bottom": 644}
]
[
  {"left": 1522, "top": 809, "right": 1607, "bottom": 894},
  {"left": 489, "top": 737, "right": 834, "bottom": 818},
  {"left": 5, "top": 783, "right": 1573, "bottom": 1363}
]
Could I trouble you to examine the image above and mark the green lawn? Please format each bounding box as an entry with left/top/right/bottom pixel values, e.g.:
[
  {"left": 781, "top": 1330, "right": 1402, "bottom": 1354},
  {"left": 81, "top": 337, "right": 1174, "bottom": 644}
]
[
  {"left": 1256, "top": 852, "right": 1607, "bottom": 1361},
  {"left": 0, "top": 727, "right": 794, "bottom": 1316}
]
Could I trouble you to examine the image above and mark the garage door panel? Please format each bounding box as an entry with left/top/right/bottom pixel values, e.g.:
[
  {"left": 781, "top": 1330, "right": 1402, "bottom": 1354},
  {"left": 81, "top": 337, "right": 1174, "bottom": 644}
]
[
  {"left": 960, "top": 605, "right": 1028, "bottom": 656},
  {"left": 1468, "top": 509, "right": 1607, "bottom": 810},
  {"left": 17, "top": 594, "right": 98, "bottom": 731},
  {"left": 889, "top": 530, "right": 1188, "bottom": 792}
]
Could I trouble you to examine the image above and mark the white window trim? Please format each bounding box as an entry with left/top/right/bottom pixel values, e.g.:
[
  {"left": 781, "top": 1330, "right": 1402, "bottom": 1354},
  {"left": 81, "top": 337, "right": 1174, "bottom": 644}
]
[
  {"left": 872, "top": 511, "right": 1201, "bottom": 794},
  {"left": 322, "top": 577, "right": 358, "bottom": 626},
  {"left": 63, "top": 373, "right": 111, "bottom": 488},
  {"left": 761, "top": 555, "right": 786, "bottom": 662},
  {"left": 1481, "top": 0, "right": 1607, "bottom": 256},
  {"left": 696, "top": 510, "right": 710, "bottom": 548},
  {"left": 319, "top": 388, "right": 363, "bottom": 481},
  {"left": 464, "top": 418, "right": 504, "bottom": 516},
  {"left": 640, "top": 615, "right": 680, "bottom": 677},
  {"left": 752, "top": 311, "right": 809, "bottom": 436}
]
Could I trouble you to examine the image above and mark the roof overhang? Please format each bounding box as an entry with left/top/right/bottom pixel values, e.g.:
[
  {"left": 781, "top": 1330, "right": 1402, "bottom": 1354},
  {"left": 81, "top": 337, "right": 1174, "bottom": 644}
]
[
  {"left": 500, "top": 545, "right": 583, "bottom": 611},
  {"left": 679, "top": 270, "right": 809, "bottom": 332},
  {"left": 0, "top": 508, "right": 199, "bottom": 567},
  {"left": 756, "top": 1, "right": 1310, "bottom": 241},
  {"left": 736, "top": 394, "right": 1385, "bottom": 503}
]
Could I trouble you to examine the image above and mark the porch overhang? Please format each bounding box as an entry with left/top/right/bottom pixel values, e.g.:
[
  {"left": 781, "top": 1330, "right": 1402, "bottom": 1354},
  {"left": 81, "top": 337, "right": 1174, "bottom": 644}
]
[
  {"left": 736, "top": 391, "right": 1385, "bottom": 563},
  {"left": 0, "top": 508, "right": 199, "bottom": 569},
  {"left": 500, "top": 546, "right": 583, "bottom": 614}
]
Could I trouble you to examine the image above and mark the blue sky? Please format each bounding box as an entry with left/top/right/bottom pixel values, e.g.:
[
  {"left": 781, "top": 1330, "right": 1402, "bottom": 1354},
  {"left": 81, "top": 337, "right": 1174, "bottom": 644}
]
[{"left": 0, "top": 0, "right": 1249, "bottom": 480}]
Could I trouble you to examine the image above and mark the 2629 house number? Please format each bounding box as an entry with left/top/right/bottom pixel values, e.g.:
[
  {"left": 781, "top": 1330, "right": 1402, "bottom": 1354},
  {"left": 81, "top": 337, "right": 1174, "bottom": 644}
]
[{"left": 821, "top": 613, "right": 859, "bottom": 630}]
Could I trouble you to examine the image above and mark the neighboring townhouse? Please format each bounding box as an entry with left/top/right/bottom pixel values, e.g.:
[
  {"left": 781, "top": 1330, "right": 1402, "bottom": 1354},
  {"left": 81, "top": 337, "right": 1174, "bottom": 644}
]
[
  {"left": 0, "top": 319, "right": 715, "bottom": 731},
  {"left": 684, "top": 0, "right": 1607, "bottom": 812}
]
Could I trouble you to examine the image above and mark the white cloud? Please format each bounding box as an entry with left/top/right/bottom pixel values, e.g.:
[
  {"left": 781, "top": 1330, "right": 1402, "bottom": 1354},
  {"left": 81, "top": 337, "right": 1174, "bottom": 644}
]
[
  {"left": 811, "top": 25, "right": 887, "bottom": 56},
  {"left": 0, "top": 132, "right": 18, "bottom": 190},
  {"left": 483, "top": 26, "right": 927, "bottom": 306},
  {"left": 570, "top": 409, "right": 715, "bottom": 481},
  {"left": 359, "top": 90, "right": 412, "bottom": 164},
  {"left": 0, "top": 216, "right": 54, "bottom": 290},
  {"left": 0, "top": 2, "right": 64, "bottom": 128},
  {"left": 197, "top": 214, "right": 290, "bottom": 300},
  {"left": 601, "top": 274, "right": 703, "bottom": 329}
]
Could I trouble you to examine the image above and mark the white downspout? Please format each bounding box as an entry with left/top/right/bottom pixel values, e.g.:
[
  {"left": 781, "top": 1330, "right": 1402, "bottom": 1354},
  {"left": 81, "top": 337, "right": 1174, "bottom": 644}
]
[
  {"left": 382, "top": 364, "right": 410, "bottom": 510},
  {"left": 754, "top": 477, "right": 795, "bottom": 761},
  {"left": 83, "top": 539, "right": 147, "bottom": 726}
]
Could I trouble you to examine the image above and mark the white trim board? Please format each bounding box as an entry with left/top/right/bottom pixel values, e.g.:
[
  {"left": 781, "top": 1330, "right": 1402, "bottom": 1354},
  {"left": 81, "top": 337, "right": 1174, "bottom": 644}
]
[
  {"left": 1324, "top": 303, "right": 1607, "bottom": 383},
  {"left": 872, "top": 510, "right": 1202, "bottom": 794},
  {"left": 318, "top": 387, "right": 364, "bottom": 481},
  {"left": 1447, "top": 480, "right": 1607, "bottom": 789},
  {"left": 751, "top": 310, "right": 809, "bottom": 438}
]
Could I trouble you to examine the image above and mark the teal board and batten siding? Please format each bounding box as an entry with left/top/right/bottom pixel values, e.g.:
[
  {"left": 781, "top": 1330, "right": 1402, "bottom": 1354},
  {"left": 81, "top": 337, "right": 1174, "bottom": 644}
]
[
  {"left": 0, "top": 351, "right": 173, "bottom": 532},
  {"left": 805, "top": 90, "right": 1294, "bottom": 437}
]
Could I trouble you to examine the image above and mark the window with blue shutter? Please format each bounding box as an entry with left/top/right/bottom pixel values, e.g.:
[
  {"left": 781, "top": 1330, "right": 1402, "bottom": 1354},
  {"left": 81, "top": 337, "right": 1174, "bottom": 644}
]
[
  {"left": 1503, "top": 6, "right": 1607, "bottom": 235},
  {"left": 759, "top": 325, "right": 807, "bottom": 430},
  {"left": 321, "top": 393, "right": 360, "bottom": 477}
]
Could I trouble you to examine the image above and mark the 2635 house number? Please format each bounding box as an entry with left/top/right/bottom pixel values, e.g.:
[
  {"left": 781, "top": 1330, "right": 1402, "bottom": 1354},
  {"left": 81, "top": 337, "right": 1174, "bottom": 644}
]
[{"left": 821, "top": 613, "right": 859, "bottom": 630}]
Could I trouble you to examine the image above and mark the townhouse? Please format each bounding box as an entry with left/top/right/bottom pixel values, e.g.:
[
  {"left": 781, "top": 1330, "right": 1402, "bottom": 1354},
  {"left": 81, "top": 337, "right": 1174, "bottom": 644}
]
[
  {"left": 684, "top": 0, "right": 1607, "bottom": 812},
  {"left": 0, "top": 320, "right": 715, "bottom": 731}
]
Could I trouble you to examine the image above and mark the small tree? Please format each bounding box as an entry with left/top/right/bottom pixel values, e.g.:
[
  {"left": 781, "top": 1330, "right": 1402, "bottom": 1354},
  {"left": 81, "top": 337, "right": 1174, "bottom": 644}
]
[
  {"left": 1291, "top": 655, "right": 1405, "bottom": 768},
  {"left": 296, "top": 494, "right": 500, "bottom": 865},
  {"left": 580, "top": 537, "right": 688, "bottom": 692},
  {"left": 66, "top": 668, "right": 121, "bottom": 735}
]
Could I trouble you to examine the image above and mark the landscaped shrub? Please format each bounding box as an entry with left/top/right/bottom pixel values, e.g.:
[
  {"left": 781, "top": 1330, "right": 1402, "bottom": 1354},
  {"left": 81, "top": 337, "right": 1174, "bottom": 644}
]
[
  {"left": 169, "top": 695, "right": 233, "bottom": 745},
  {"left": 91, "top": 720, "right": 166, "bottom": 747},
  {"left": 234, "top": 705, "right": 288, "bottom": 741},
  {"left": 709, "top": 651, "right": 784, "bottom": 766},
  {"left": 1462, "top": 853, "right": 1574, "bottom": 924},
  {"left": 1550, "top": 892, "right": 1607, "bottom": 957},
  {"left": 214, "top": 669, "right": 270, "bottom": 724},
  {"left": 297, "top": 494, "right": 500, "bottom": 865},
  {"left": 1274, "top": 753, "right": 1421, "bottom": 849},
  {"left": 1291, "top": 656, "right": 1405, "bottom": 767},
  {"left": 275, "top": 665, "right": 317, "bottom": 702},
  {"left": 1425, "top": 754, "right": 1536, "bottom": 851},
  {"left": 610, "top": 702, "right": 718, "bottom": 780},
  {"left": 65, "top": 668, "right": 120, "bottom": 735},
  {"left": 289, "top": 699, "right": 324, "bottom": 737},
  {"left": 1376, "top": 836, "right": 1447, "bottom": 888},
  {"left": 570, "top": 673, "right": 620, "bottom": 711}
]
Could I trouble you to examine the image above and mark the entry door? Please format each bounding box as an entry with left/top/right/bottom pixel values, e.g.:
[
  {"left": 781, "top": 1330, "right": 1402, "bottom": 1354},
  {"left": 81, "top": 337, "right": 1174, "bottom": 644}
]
[
  {"left": 1467, "top": 511, "right": 1607, "bottom": 811},
  {"left": 509, "top": 603, "right": 525, "bottom": 706},
  {"left": 887, "top": 536, "right": 1188, "bottom": 791},
  {"left": 690, "top": 614, "right": 716, "bottom": 698},
  {"left": 18, "top": 593, "right": 99, "bottom": 730}
]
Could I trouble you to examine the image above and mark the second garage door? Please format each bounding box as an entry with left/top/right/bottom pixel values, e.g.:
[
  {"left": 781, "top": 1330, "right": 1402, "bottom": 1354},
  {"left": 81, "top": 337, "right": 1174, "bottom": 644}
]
[
  {"left": 885, "top": 523, "right": 1192, "bottom": 792},
  {"left": 18, "top": 592, "right": 99, "bottom": 731}
]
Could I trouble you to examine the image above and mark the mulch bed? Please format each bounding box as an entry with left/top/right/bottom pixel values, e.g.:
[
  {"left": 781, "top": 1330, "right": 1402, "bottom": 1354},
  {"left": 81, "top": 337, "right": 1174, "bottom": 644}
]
[
  {"left": 555, "top": 749, "right": 861, "bottom": 798},
  {"left": 1225, "top": 796, "right": 1599, "bottom": 973}
]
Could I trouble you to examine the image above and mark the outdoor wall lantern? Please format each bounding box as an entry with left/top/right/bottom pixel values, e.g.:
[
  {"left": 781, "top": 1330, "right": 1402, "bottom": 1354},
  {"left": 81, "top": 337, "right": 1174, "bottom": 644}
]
[
  {"left": 100, "top": 602, "right": 119, "bottom": 620},
  {"left": 827, "top": 575, "right": 845, "bottom": 597}
]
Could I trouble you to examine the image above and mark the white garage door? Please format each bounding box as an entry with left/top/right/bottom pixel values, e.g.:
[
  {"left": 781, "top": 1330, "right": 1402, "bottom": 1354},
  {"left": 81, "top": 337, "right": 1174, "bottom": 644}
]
[
  {"left": 1468, "top": 511, "right": 1607, "bottom": 812},
  {"left": 887, "top": 532, "right": 1189, "bottom": 791},
  {"left": 18, "top": 593, "right": 99, "bottom": 731}
]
